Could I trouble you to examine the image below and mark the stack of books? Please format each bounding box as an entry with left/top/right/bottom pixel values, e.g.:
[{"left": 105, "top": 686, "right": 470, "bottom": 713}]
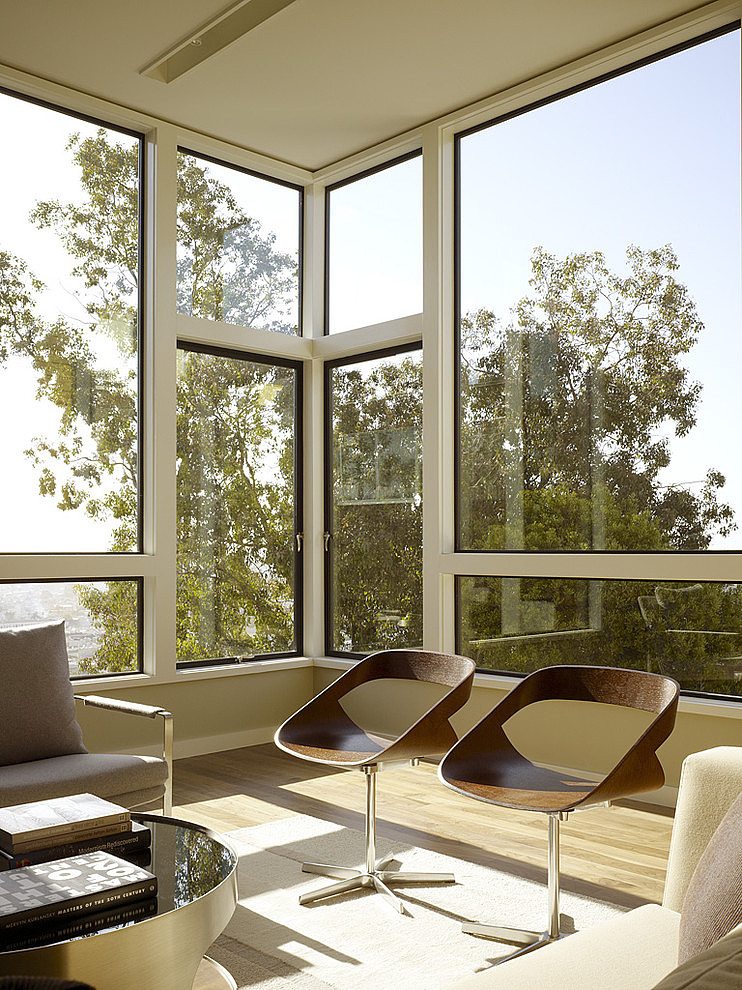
[
  {"left": 0, "top": 848, "right": 158, "bottom": 951},
  {"left": 0, "top": 793, "right": 151, "bottom": 870},
  {"left": 0, "top": 794, "right": 158, "bottom": 950}
]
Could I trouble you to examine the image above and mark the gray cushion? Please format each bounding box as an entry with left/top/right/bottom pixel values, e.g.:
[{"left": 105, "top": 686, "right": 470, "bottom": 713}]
[
  {"left": 0, "top": 621, "right": 86, "bottom": 766},
  {"left": 678, "top": 791, "right": 742, "bottom": 963},
  {"left": 0, "top": 752, "right": 168, "bottom": 810},
  {"left": 652, "top": 925, "right": 742, "bottom": 989}
]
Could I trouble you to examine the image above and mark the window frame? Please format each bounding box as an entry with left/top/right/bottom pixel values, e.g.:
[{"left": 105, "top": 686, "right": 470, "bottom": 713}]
[
  {"left": 176, "top": 145, "right": 305, "bottom": 338},
  {"left": 323, "top": 340, "right": 423, "bottom": 658},
  {"left": 452, "top": 21, "right": 741, "bottom": 556},
  {"left": 175, "top": 339, "right": 304, "bottom": 668},
  {"left": 323, "top": 148, "right": 423, "bottom": 336}
]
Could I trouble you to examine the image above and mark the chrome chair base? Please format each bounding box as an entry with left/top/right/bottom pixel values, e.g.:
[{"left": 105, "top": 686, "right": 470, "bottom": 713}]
[
  {"left": 462, "top": 813, "right": 567, "bottom": 961},
  {"left": 462, "top": 921, "right": 566, "bottom": 963},
  {"left": 300, "top": 851, "right": 455, "bottom": 913},
  {"left": 298, "top": 765, "right": 456, "bottom": 915}
]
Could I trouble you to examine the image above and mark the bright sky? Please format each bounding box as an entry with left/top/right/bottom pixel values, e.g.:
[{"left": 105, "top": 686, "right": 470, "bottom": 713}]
[
  {"left": 458, "top": 29, "right": 741, "bottom": 549},
  {"left": 0, "top": 27, "right": 739, "bottom": 558}
]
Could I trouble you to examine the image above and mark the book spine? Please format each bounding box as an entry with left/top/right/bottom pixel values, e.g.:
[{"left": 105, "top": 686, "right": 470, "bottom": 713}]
[
  {"left": 0, "top": 877, "right": 158, "bottom": 931},
  {"left": 4, "top": 810, "right": 130, "bottom": 849},
  {"left": 0, "top": 827, "right": 151, "bottom": 869},
  {"left": 0, "top": 898, "right": 158, "bottom": 952},
  {"left": 11, "top": 821, "right": 131, "bottom": 854}
]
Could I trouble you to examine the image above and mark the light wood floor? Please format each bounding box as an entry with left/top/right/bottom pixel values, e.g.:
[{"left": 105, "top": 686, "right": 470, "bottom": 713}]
[{"left": 172, "top": 743, "right": 673, "bottom": 911}]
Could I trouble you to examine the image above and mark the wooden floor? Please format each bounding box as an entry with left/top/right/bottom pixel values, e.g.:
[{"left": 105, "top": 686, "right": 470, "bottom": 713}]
[{"left": 172, "top": 742, "right": 673, "bottom": 911}]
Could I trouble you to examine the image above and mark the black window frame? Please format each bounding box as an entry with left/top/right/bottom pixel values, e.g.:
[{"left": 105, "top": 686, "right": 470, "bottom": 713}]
[
  {"left": 324, "top": 340, "right": 423, "bottom": 658},
  {"left": 175, "top": 340, "right": 304, "bottom": 668},
  {"left": 176, "top": 147, "right": 304, "bottom": 337},
  {"left": 323, "top": 149, "right": 423, "bottom": 336},
  {"left": 452, "top": 21, "right": 741, "bottom": 556},
  {"left": 0, "top": 577, "right": 145, "bottom": 679}
]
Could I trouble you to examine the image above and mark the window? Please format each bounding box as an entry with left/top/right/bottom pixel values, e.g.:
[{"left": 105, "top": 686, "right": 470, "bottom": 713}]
[
  {"left": 0, "top": 580, "right": 142, "bottom": 677},
  {"left": 176, "top": 344, "right": 302, "bottom": 664},
  {"left": 456, "top": 29, "right": 741, "bottom": 553},
  {"left": 457, "top": 576, "right": 742, "bottom": 698},
  {"left": 176, "top": 150, "right": 302, "bottom": 335},
  {"left": 325, "top": 152, "right": 422, "bottom": 334},
  {"left": 0, "top": 92, "right": 143, "bottom": 554},
  {"left": 325, "top": 345, "right": 422, "bottom": 655}
]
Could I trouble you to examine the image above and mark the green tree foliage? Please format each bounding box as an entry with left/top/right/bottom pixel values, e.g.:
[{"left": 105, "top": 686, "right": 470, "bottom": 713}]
[
  {"left": 0, "top": 131, "right": 298, "bottom": 671},
  {"left": 459, "top": 246, "right": 740, "bottom": 691},
  {"left": 330, "top": 354, "right": 422, "bottom": 653}
]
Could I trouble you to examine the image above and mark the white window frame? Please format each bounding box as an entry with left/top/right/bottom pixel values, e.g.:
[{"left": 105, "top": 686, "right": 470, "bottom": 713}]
[{"left": 0, "top": 0, "right": 739, "bottom": 719}]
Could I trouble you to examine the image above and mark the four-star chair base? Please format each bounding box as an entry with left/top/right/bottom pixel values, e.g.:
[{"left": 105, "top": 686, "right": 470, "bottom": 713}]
[{"left": 299, "top": 763, "right": 456, "bottom": 914}]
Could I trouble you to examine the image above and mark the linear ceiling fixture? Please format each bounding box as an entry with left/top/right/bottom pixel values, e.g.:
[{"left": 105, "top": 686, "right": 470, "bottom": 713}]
[{"left": 140, "top": 0, "right": 300, "bottom": 83}]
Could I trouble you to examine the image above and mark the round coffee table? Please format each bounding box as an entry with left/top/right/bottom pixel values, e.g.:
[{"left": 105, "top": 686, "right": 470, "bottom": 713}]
[{"left": 0, "top": 813, "right": 238, "bottom": 990}]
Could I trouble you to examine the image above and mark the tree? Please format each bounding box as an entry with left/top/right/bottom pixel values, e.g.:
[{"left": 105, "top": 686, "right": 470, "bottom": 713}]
[
  {"left": 459, "top": 246, "right": 740, "bottom": 691},
  {"left": 0, "top": 130, "right": 299, "bottom": 671},
  {"left": 330, "top": 355, "right": 423, "bottom": 653},
  {"left": 460, "top": 245, "right": 735, "bottom": 552}
]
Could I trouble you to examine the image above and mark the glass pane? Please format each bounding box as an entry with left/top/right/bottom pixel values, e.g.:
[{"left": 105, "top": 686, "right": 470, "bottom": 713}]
[
  {"left": 327, "top": 155, "right": 422, "bottom": 333},
  {"left": 0, "top": 93, "right": 141, "bottom": 553},
  {"left": 329, "top": 348, "right": 422, "bottom": 653},
  {"left": 176, "top": 151, "right": 300, "bottom": 335},
  {"left": 176, "top": 347, "right": 298, "bottom": 662},
  {"left": 458, "top": 576, "right": 742, "bottom": 697},
  {"left": 458, "top": 30, "right": 742, "bottom": 551},
  {"left": 0, "top": 581, "right": 140, "bottom": 676}
]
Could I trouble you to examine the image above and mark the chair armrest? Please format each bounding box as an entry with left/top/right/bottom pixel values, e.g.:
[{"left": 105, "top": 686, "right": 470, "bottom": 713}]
[
  {"left": 663, "top": 747, "right": 742, "bottom": 912},
  {"left": 74, "top": 695, "right": 174, "bottom": 816}
]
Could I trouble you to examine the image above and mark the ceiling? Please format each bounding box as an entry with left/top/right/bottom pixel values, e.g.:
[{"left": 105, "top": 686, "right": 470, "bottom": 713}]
[{"left": 0, "top": 0, "right": 716, "bottom": 171}]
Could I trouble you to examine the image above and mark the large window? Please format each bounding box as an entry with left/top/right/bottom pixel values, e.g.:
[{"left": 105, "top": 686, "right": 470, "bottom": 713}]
[
  {"left": 0, "top": 92, "right": 143, "bottom": 554},
  {"left": 325, "top": 152, "right": 422, "bottom": 334},
  {"left": 176, "top": 150, "right": 302, "bottom": 335},
  {"left": 325, "top": 345, "right": 422, "bottom": 655},
  {"left": 458, "top": 577, "right": 742, "bottom": 698},
  {"left": 456, "top": 28, "right": 741, "bottom": 553},
  {"left": 176, "top": 344, "right": 302, "bottom": 664},
  {"left": 0, "top": 89, "right": 143, "bottom": 676}
]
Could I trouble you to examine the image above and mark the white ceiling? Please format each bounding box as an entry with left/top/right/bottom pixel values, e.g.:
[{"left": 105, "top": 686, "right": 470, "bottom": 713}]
[{"left": 0, "top": 0, "right": 717, "bottom": 171}]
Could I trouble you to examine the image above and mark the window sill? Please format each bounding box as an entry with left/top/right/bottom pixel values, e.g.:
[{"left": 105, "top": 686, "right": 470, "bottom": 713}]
[{"left": 73, "top": 656, "right": 313, "bottom": 692}]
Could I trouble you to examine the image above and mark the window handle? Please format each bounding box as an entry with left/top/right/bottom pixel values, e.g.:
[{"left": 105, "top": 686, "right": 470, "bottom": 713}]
[
  {"left": 295, "top": 532, "right": 304, "bottom": 551},
  {"left": 323, "top": 532, "right": 332, "bottom": 551}
]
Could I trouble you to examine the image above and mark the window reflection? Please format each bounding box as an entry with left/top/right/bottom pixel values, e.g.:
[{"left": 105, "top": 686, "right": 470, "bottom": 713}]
[
  {"left": 327, "top": 347, "right": 422, "bottom": 654},
  {"left": 458, "top": 577, "right": 742, "bottom": 696}
]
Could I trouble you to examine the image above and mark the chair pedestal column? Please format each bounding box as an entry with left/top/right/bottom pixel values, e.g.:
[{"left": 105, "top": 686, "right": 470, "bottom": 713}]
[
  {"left": 462, "top": 812, "right": 566, "bottom": 961},
  {"left": 299, "top": 763, "right": 457, "bottom": 915}
]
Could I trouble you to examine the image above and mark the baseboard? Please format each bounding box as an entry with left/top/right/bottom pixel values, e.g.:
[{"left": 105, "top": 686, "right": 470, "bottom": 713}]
[{"left": 112, "top": 726, "right": 277, "bottom": 761}]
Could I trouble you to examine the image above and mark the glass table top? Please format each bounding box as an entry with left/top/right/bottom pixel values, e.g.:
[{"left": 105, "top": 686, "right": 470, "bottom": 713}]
[{"left": 0, "top": 813, "right": 238, "bottom": 952}]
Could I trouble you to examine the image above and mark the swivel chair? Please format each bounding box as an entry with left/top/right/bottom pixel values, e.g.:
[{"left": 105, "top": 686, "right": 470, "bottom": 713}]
[
  {"left": 439, "top": 664, "right": 678, "bottom": 960},
  {"left": 275, "top": 648, "right": 476, "bottom": 914}
]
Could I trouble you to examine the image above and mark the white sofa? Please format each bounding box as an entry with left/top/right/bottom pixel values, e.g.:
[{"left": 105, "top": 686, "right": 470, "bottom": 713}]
[{"left": 447, "top": 746, "right": 742, "bottom": 990}]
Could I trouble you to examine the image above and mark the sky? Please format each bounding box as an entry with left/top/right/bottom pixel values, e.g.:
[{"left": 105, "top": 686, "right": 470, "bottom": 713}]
[{"left": 0, "top": 27, "right": 740, "bottom": 559}]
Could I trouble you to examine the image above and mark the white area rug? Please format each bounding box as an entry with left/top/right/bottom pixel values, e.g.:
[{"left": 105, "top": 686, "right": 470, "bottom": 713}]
[{"left": 210, "top": 815, "right": 627, "bottom": 990}]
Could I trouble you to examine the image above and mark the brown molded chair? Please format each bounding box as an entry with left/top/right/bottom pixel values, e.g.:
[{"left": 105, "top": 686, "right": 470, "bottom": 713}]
[
  {"left": 439, "top": 664, "right": 679, "bottom": 959},
  {"left": 275, "top": 648, "right": 476, "bottom": 913}
]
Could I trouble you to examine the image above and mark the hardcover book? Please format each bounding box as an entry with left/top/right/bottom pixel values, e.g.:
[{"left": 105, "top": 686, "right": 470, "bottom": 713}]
[
  {"left": 0, "top": 896, "right": 158, "bottom": 952},
  {"left": 0, "top": 821, "right": 151, "bottom": 870},
  {"left": 0, "top": 793, "right": 130, "bottom": 854},
  {"left": 0, "top": 850, "right": 157, "bottom": 933}
]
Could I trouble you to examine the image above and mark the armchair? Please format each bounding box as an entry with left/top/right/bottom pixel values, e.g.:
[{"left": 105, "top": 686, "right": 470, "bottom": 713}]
[{"left": 0, "top": 621, "right": 172, "bottom": 815}]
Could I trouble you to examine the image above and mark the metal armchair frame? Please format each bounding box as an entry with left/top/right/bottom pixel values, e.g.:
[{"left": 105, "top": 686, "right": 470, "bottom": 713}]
[{"left": 74, "top": 694, "right": 174, "bottom": 816}]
